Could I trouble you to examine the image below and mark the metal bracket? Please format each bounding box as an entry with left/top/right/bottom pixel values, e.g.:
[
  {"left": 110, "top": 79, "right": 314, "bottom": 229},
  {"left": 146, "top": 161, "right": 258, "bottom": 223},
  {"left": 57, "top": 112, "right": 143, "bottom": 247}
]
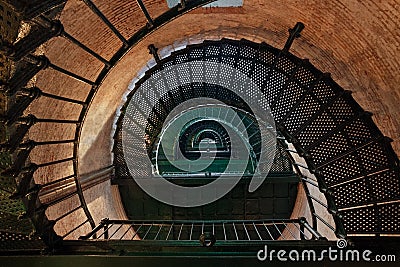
[{"left": 283, "top": 22, "right": 305, "bottom": 53}]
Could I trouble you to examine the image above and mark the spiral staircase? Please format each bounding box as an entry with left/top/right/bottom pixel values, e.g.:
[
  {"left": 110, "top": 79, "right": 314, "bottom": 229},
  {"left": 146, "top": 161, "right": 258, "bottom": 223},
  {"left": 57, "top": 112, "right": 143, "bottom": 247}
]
[{"left": 0, "top": 0, "right": 399, "bottom": 264}]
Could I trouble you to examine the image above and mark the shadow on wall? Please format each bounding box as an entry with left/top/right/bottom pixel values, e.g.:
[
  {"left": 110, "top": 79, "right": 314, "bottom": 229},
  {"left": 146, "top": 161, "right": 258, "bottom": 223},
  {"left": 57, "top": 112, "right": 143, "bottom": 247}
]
[{"left": 79, "top": 114, "right": 115, "bottom": 175}]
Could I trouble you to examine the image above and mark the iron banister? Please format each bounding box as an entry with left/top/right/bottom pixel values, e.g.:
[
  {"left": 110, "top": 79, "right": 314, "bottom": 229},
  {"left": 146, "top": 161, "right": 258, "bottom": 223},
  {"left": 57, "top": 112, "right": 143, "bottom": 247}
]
[{"left": 80, "top": 218, "right": 322, "bottom": 242}]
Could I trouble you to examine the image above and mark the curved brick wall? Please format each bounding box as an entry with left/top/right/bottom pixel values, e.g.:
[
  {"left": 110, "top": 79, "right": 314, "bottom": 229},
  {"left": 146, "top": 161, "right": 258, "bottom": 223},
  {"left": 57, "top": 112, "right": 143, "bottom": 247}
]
[
  {"left": 78, "top": 0, "right": 400, "bottom": 175},
  {"left": 24, "top": 0, "right": 399, "bottom": 236}
]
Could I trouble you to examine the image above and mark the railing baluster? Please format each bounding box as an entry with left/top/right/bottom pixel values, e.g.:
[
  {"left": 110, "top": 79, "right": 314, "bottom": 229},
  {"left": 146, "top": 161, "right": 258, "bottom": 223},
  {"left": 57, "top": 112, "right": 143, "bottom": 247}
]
[
  {"left": 34, "top": 118, "right": 80, "bottom": 124},
  {"left": 282, "top": 140, "right": 318, "bottom": 229},
  {"left": 282, "top": 221, "right": 297, "bottom": 240},
  {"left": 222, "top": 222, "right": 227, "bottom": 240},
  {"left": 166, "top": 223, "right": 173, "bottom": 240},
  {"left": 48, "top": 62, "right": 95, "bottom": 85},
  {"left": 97, "top": 223, "right": 114, "bottom": 239},
  {"left": 54, "top": 206, "right": 82, "bottom": 223},
  {"left": 189, "top": 223, "right": 193, "bottom": 240},
  {"left": 177, "top": 224, "right": 183, "bottom": 240},
  {"left": 103, "top": 224, "right": 109, "bottom": 240},
  {"left": 154, "top": 224, "right": 163, "bottom": 240},
  {"left": 36, "top": 157, "right": 74, "bottom": 168},
  {"left": 33, "top": 139, "right": 75, "bottom": 146},
  {"left": 131, "top": 223, "right": 143, "bottom": 240},
  {"left": 274, "top": 222, "right": 285, "bottom": 240},
  {"left": 15, "top": 115, "right": 81, "bottom": 125},
  {"left": 232, "top": 222, "right": 239, "bottom": 240},
  {"left": 78, "top": 219, "right": 318, "bottom": 242},
  {"left": 120, "top": 224, "right": 133, "bottom": 240},
  {"left": 263, "top": 222, "right": 274, "bottom": 240},
  {"left": 63, "top": 219, "right": 89, "bottom": 239},
  {"left": 109, "top": 224, "right": 124, "bottom": 239},
  {"left": 253, "top": 222, "right": 262, "bottom": 240},
  {"left": 81, "top": 0, "right": 128, "bottom": 47},
  {"left": 40, "top": 90, "right": 86, "bottom": 105},
  {"left": 142, "top": 223, "right": 153, "bottom": 240},
  {"left": 62, "top": 30, "right": 111, "bottom": 66},
  {"left": 136, "top": 0, "right": 154, "bottom": 27},
  {"left": 291, "top": 222, "right": 306, "bottom": 240},
  {"left": 243, "top": 222, "right": 250, "bottom": 240}
]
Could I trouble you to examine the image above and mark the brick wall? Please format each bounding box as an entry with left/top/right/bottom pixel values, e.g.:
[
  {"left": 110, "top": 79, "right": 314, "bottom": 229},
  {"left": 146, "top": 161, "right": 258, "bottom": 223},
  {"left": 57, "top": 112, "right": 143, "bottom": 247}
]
[{"left": 22, "top": 0, "right": 399, "bottom": 237}]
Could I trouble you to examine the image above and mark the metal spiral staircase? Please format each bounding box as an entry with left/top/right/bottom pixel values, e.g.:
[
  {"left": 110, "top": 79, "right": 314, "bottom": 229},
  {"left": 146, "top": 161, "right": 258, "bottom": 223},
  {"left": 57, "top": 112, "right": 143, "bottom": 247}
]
[{"left": 0, "top": 0, "right": 399, "bottom": 261}]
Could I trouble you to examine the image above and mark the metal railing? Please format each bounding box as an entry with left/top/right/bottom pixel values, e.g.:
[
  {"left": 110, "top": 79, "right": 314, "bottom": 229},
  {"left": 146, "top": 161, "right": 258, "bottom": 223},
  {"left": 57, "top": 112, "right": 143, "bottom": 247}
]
[
  {"left": 80, "top": 218, "right": 323, "bottom": 244},
  {"left": 0, "top": 0, "right": 219, "bottom": 247},
  {"left": 2, "top": 0, "right": 399, "bottom": 249}
]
